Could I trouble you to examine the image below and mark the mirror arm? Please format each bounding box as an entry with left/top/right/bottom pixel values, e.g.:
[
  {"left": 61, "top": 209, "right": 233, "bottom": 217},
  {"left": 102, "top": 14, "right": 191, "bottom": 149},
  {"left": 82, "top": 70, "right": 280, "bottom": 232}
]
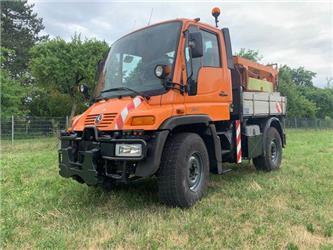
[
  {"left": 164, "top": 79, "right": 185, "bottom": 95},
  {"left": 185, "top": 31, "right": 194, "bottom": 84},
  {"left": 186, "top": 41, "right": 195, "bottom": 96},
  {"left": 187, "top": 51, "right": 194, "bottom": 84}
]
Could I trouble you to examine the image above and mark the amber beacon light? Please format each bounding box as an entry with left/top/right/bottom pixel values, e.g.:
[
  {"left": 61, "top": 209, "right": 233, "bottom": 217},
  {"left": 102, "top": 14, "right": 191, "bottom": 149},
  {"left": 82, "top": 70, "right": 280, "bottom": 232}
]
[{"left": 212, "top": 7, "right": 221, "bottom": 28}]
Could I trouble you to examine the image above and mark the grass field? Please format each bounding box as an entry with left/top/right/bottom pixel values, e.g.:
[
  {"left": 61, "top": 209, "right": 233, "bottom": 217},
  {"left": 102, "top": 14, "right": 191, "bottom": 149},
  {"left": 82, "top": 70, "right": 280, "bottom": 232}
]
[{"left": 1, "top": 130, "right": 333, "bottom": 249}]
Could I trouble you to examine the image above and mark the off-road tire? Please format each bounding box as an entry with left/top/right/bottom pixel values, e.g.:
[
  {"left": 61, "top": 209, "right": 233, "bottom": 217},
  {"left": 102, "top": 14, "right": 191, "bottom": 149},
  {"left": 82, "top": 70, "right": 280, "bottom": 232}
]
[
  {"left": 158, "top": 133, "right": 209, "bottom": 208},
  {"left": 253, "top": 127, "right": 282, "bottom": 171}
]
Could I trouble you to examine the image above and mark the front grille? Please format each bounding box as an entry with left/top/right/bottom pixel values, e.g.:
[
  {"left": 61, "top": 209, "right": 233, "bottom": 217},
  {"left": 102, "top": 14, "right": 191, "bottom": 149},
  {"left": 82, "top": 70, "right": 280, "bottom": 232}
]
[{"left": 84, "top": 113, "right": 117, "bottom": 128}]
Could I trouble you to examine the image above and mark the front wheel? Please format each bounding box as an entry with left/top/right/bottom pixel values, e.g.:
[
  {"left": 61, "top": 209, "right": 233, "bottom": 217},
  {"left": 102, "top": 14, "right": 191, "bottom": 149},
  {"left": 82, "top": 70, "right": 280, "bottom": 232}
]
[
  {"left": 158, "top": 133, "right": 209, "bottom": 208},
  {"left": 253, "top": 127, "right": 282, "bottom": 171}
]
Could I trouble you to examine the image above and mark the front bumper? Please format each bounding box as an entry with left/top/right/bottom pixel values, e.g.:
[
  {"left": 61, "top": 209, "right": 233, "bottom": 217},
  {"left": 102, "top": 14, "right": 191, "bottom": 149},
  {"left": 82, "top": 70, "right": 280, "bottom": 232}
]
[{"left": 58, "top": 127, "right": 168, "bottom": 185}]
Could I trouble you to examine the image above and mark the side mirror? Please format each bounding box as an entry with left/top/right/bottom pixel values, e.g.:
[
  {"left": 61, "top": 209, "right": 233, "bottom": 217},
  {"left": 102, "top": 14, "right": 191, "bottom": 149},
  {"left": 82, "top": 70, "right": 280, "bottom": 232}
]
[
  {"left": 79, "top": 84, "right": 90, "bottom": 100},
  {"left": 189, "top": 32, "right": 203, "bottom": 58},
  {"left": 154, "top": 64, "right": 171, "bottom": 80}
]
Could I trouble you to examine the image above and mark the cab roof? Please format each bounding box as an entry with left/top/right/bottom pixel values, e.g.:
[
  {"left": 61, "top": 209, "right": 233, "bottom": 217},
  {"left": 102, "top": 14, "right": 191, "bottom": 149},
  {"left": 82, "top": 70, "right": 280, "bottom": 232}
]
[{"left": 121, "top": 18, "right": 221, "bottom": 40}]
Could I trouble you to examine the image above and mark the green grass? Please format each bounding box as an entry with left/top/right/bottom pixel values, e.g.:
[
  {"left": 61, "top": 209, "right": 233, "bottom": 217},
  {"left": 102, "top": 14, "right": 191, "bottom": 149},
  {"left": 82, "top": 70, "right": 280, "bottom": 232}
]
[{"left": 1, "top": 130, "right": 333, "bottom": 249}]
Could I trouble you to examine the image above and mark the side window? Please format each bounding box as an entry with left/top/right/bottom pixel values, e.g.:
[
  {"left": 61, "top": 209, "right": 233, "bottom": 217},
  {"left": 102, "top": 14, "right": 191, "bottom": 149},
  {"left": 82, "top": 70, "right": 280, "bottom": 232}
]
[
  {"left": 185, "top": 26, "right": 221, "bottom": 83},
  {"left": 202, "top": 30, "right": 220, "bottom": 67}
]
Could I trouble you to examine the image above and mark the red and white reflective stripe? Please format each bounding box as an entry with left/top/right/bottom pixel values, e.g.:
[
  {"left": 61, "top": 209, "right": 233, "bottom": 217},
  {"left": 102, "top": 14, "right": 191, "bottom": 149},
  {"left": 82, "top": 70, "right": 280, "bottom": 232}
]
[
  {"left": 235, "top": 120, "right": 242, "bottom": 163},
  {"left": 114, "top": 96, "right": 143, "bottom": 130},
  {"left": 276, "top": 102, "right": 282, "bottom": 113}
]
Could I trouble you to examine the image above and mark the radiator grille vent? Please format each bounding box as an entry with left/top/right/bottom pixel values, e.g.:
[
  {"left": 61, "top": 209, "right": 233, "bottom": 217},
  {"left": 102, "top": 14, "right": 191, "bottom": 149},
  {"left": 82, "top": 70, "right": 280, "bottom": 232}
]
[{"left": 84, "top": 113, "right": 117, "bottom": 128}]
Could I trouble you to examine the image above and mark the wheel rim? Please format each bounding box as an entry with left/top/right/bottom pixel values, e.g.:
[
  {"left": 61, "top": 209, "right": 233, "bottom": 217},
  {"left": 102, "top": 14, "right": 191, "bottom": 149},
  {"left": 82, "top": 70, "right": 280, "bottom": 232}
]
[
  {"left": 270, "top": 139, "right": 278, "bottom": 163},
  {"left": 187, "top": 152, "right": 203, "bottom": 192}
]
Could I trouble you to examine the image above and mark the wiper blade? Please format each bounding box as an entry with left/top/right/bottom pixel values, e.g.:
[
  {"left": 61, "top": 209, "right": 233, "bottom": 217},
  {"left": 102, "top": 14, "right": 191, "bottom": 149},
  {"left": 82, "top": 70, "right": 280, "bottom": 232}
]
[{"left": 100, "top": 87, "right": 150, "bottom": 100}]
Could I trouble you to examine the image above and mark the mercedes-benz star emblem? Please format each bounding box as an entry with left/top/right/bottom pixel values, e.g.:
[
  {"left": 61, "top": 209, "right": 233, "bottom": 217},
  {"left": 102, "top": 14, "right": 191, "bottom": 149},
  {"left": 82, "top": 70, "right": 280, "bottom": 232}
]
[{"left": 95, "top": 114, "right": 103, "bottom": 124}]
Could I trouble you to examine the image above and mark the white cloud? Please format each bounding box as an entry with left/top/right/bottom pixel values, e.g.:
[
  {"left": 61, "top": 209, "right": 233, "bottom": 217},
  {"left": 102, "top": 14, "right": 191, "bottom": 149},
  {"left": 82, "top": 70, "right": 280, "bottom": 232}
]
[{"left": 30, "top": 0, "right": 333, "bottom": 87}]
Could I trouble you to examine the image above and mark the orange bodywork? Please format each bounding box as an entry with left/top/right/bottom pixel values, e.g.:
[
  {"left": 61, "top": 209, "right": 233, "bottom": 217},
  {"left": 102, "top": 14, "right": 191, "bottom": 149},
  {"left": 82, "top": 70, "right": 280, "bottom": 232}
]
[{"left": 70, "top": 19, "right": 268, "bottom": 132}]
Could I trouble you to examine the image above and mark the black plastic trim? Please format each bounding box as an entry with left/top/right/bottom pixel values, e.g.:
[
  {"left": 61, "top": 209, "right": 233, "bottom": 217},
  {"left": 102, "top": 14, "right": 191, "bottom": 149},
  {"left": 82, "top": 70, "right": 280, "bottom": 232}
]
[
  {"left": 159, "top": 115, "right": 211, "bottom": 130},
  {"left": 159, "top": 115, "right": 223, "bottom": 174},
  {"left": 222, "top": 28, "right": 234, "bottom": 70},
  {"left": 135, "top": 130, "right": 169, "bottom": 177},
  {"left": 208, "top": 124, "right": 223, "bottom": 174}
]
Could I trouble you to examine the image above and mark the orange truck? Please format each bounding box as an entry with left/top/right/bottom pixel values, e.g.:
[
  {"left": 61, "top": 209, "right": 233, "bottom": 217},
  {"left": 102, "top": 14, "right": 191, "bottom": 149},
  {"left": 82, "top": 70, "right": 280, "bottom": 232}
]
[{"left": 59, "top": 8, "right": 286, "bottom": 207}]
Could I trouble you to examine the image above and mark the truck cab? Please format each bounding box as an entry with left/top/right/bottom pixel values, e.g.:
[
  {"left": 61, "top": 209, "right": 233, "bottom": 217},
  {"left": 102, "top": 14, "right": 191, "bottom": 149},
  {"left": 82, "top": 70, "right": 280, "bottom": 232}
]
[{"left": 59, "top": 11, "right": 286, "bottom": 207}]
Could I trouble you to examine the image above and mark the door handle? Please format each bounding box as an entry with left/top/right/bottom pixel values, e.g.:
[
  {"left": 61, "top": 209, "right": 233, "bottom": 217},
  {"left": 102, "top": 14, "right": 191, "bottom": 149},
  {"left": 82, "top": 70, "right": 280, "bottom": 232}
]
[{"left": 219, "top": 91, "right": 228, "bottom": 97}]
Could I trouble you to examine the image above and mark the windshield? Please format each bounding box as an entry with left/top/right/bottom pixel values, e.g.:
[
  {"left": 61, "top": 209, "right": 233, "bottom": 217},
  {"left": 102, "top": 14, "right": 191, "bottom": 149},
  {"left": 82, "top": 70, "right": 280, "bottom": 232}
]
[{"left": 98, "top": 21, "right": 182, "bottom": 98}]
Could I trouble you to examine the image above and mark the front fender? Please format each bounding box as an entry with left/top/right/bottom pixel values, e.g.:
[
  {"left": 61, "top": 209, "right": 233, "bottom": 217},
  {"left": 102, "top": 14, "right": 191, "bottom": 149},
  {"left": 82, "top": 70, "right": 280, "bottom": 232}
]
[{"left": 159, "top": 115, "right": 211, "bottom": 130}]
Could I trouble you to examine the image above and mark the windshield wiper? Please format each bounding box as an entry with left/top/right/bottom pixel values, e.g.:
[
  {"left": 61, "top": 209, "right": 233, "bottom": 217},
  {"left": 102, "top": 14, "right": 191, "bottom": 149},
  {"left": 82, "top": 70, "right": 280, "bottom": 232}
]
[{"left": 100, "top": 87, "right": 150, "bottom": 100}]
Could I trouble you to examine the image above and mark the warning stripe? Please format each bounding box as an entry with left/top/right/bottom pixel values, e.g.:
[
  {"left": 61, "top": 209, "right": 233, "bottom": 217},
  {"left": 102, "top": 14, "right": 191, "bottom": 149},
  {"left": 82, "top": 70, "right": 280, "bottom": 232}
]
[
  {"left": 276, "top": 102, "right": 282, "bottom": 113},
  {"left": 235, "top": 120, "right": 242, "bottom": 163},
  {"left": 114, "top": 96, "right": 143, "bottom": 130}
]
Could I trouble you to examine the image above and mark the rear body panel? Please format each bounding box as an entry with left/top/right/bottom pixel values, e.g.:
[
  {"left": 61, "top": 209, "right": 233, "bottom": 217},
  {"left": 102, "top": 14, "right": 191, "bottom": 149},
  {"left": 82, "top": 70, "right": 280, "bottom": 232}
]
[{"left": 243, "top": 92, "right": 287, "bottom": 117}]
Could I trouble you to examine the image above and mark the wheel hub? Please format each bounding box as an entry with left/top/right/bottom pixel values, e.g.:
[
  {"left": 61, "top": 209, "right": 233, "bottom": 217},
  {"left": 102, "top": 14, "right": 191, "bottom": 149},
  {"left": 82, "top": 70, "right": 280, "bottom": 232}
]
[
  {"left": 187, "top": 153, "right": 203, "bottom": 191},
  {"left": 271, "top": 139, "right": 278, "bottom": 163}
]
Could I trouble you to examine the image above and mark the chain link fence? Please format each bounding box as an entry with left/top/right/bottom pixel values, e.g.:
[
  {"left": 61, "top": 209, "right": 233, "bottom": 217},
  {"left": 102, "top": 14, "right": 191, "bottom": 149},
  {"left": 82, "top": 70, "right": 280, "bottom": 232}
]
[
  {"left": 285, "top": 117, "right": 333, "bottom": 129},
  {"left": 1, "top": 116, "right": 332, "bottom": 143},
  {"left": 1, "top": 116, "right": 68, "bottom": 142}
]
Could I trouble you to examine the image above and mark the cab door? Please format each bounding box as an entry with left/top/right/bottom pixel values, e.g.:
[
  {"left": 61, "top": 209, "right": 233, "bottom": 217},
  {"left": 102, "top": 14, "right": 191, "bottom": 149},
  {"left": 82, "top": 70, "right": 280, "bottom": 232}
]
[{"left": 184, "top": 25, "right": 232, "bottom": 121}]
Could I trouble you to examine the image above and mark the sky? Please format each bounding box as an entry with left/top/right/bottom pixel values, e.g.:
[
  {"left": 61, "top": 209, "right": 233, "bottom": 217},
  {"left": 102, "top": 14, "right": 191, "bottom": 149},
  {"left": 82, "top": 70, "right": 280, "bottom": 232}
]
[{"left": 30, "top": 0, "right": 333, "bottom": 87}]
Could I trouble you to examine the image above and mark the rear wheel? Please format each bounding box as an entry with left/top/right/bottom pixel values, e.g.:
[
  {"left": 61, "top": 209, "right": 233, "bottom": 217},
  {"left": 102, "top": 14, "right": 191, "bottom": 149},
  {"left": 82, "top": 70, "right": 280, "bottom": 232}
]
[
  {"left": 253, "top": 127, "right": 282, "bottom": 171},
  {"left": 158, "top": 133, "right": 209, "bottom": 208}
]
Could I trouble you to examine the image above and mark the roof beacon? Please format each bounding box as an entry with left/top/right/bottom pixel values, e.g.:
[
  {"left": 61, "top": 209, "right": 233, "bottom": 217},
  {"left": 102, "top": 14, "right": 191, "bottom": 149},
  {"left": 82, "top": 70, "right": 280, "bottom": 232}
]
[{"left": 212, "top": 7, "right": 221, "bottom": 28}]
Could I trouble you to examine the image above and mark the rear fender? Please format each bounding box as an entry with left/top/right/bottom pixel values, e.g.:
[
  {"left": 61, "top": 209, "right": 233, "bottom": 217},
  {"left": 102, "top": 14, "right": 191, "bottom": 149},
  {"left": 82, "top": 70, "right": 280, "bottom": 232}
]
[{"left": 262, "top": 117, "right": 285, "bottom": 154}]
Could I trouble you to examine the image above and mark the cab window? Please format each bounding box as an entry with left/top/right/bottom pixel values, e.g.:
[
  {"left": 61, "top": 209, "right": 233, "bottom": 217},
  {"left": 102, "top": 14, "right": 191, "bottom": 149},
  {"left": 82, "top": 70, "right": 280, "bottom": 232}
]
[
  {"left": 185, "top": 26, "right": 221, "bottom": 81},
  {"left": 202, "top": 31, "right": 220, "bottom": 67}
]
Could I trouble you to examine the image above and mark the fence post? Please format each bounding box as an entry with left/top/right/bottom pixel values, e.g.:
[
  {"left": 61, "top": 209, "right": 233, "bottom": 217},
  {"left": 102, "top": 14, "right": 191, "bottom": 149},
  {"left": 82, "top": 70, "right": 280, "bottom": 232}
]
[
  {"left": 294, "top": 117, "right": 297, "bottom": 129},
  {"left": 66, "top": 116, "right": 69, "bottom": 129},
  {"left": 11, "top": 115, "right": 14, "bottom": 144}
]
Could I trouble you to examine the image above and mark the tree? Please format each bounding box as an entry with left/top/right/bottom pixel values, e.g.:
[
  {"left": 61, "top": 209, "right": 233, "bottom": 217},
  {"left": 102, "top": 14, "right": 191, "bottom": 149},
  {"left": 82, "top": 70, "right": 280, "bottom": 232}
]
[
  {"left": 0, "top": 71, "right": 28, "bottom": 117},
  {"left": 26, "top": 87, "right": 73, "bottom": 117},
  {"left": 29, "top": 35, "right": 109, "bottom": 117},
  {"left": 290, "top": 66, "right": 316, "bottom": 88},
  {"left": 1, "top": 0, "right": 47, "bottom": 77},
  {"left": 0, "top": 47, "right": 28, "bottom": 117},
  {"left": 278, "top": 65, "right": 317, "bottom": 118},
  {"left": 278, "top": 80, "right": 317, "bottom": 118},
  {"left": 303, "top": 87, "right": 333, "bottom": 119},
  {"left": 236, "top": 48, "right": 263, "bottom": 62},
  {"left": 325, "top": 77, "right": 333, "bottom": 89},
  {"left": 278, "top": 65, "right": 333, "bottom": 119}
]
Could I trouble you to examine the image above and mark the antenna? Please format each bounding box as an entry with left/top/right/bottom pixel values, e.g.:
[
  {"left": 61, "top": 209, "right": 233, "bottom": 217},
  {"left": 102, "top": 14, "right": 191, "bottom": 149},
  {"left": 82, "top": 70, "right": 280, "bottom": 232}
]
[{"left": 148, "top": 8, "right": 154, "bottom": 25}]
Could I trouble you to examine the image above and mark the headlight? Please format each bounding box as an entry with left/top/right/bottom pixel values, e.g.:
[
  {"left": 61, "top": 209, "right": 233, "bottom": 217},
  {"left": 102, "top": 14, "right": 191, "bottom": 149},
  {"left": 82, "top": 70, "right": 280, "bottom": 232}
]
[{"left": 115, "top": 144, "right": 142, "bottom": 157}]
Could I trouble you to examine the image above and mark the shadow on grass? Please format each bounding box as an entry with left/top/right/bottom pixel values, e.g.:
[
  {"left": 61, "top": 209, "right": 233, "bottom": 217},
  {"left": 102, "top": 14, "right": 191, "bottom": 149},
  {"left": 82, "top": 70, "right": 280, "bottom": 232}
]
[
  {"left": 69, "top": 177, "right": 162, "bottom": 211},
  {"left": 220, "top": 162, "right": 258, "bottom": 182},
  {"left": 67, "top": 162, "right": 259, "bottom": 211}
]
